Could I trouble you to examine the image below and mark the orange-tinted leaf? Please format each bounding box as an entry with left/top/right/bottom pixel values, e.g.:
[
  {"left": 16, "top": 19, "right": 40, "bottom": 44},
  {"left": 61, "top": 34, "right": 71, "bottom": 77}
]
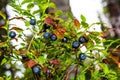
[
  {"left": 20, "top": 49, "right": 27, "bottom": 55},
  {"left": 74, "top": 19, "right": 80, "bottom": 29},
  {"left": 108, "top": 48, "right": 120, "bottom": 56},
  {"left": 70, "top": 32, "right": 75, "bottom": 37},
  {"left": 108, "top": 53, "right": 120, "bottom": 68},
  {"left": 53, "top": 28, "right": 66, "bottom": 39},
  {"left": 54, "top": 24, "right": 63, "bottom": 29},
  {"left": 100, "top": 32, "right": 108, "bottom": 37},
  {"left": 26, "top": 60, "right": 38, "bottom": 68}
]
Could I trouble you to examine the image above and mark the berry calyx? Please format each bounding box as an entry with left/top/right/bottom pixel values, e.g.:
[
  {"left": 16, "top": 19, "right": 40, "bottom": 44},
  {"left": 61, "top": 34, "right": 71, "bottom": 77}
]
[
  {"left": 30, "top": 19, "right": 36, "bottom": 25},
  {"left": 9, "top": 31, "right": 16, "bottom": 38},
  {"left": 32, "top": 66, "right": 40, "bottom": 74},
  {"left": 79, "top": 53, "right": 86, "bottom": 60},
  {"left": 72, "top": 41, "right": 80, "bottom": 49},
  {"left": 79, "top": 36, "right": 87, "bottom": 43},
  {"left": 43, "top": 24, "right": 50, "bottom": 29},
  {"left": 62, "top": 37, "right": 68, "bottom": 42},
  {"left": 50, "top": 34, "right": 57, "bottom": 41},
  {"left": 22, "top": 55, "right": 28, "bottom": 60},
  {"left": 43, "top": 32, "right": 51, "bottom": 39}
]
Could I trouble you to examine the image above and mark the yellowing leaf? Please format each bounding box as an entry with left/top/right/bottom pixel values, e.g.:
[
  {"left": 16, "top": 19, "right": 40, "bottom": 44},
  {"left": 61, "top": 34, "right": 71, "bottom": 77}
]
[
  {"left": 0, "top": 77, "right": 4, "bottom": 80},
  {"left": 0, "top": 11, "right": 6, "bottom": 20},
  {"left": 73, "top": 19, "right": 80, "bottom": 29},
  {"left": 53, "top": 28, "right": 66, "bottom": 39}
]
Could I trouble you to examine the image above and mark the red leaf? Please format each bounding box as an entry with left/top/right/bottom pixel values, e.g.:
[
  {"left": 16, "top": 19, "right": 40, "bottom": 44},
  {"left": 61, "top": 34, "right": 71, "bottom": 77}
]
[
  {"left": 44, "top": 17, "right": 55, "bottom": 26},
  {"left": 43, "top": 67, "right": 51, "bottom": 73},
  {"left": 49, "top": 59, "right": 61, "bottom": 65}
]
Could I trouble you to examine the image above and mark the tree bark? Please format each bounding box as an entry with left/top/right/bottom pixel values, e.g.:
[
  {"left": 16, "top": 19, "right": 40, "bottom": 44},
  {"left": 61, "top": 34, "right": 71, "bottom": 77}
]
[{"left": 107, "top": 0, "right": 120, "bottom": 37}]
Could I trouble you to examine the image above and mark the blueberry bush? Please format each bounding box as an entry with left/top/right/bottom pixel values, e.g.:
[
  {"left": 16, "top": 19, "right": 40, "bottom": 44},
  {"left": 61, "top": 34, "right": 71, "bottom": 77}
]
[{"left": 0, "top": 0, "right": 120, "bottom": 80}]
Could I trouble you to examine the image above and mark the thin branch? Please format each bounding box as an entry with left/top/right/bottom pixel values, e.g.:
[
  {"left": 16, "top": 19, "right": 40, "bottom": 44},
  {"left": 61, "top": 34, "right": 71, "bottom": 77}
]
[{"left": 74, "top": 65, "right": 78, "bottom": 80}]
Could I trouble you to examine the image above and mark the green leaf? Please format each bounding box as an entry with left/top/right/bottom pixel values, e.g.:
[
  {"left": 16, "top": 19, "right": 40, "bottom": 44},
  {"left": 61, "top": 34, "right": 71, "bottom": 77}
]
[
  {"left": 21, "top": 0, "right": 31, "bottom": 5},
  {"left": 102, "top": 63, "right": 109, "bottom": 74},
  {"left": 27, "top": 3, "right": 34, "bottom": 10},
  {"left": 21, "top": 43, "right": 26, "bottom": 46},
  {"left": 55, "top": 10, "right": 63, "bottom": 17},
  {"left": 9, "top": 4, "right": 21, "bottom": 11},
  {"left": 32, "top": 9, "right": 41, "bottom": 14},
  {"left": 80, "top": 15, "right": 86, "bottom": 22},
  {"left": 22, "top": 11, "right": 33, "bottom": 17},
  {"left": 81, "top": 21, "right": 89, "bottom": 28},
  {"left": 49, "top": 2, "right": 56, "bottom": 8},
  {"left": 66, "top": 12, "right": 74, "bottom": 20},
  {"left": 37, "top": 56, "right": 46, "bottom": 64},
  {"left": 79, "top": 73, "right": 85, "bottom": 80},
  {"left": 25, "top": 21, "right": 31, "bottom": 26},
  {"left": 1, "top": 58, "right": 7, "bottom": 65}
]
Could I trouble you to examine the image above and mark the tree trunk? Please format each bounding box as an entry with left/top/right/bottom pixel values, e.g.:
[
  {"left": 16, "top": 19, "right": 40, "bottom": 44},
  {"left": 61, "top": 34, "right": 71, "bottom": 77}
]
[{"left": 107, "top": 0, "right": 120, "bottom": 37}]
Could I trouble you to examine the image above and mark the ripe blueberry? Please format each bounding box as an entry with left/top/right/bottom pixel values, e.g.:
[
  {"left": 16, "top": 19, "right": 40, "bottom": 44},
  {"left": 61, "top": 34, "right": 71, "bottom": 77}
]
[
  {"left": 79, "top": 53, "right": 86, "bottom": 60},
  {"left": 32, "top": 66, "right": 40, "bottom": 74},
  {"left": 72, "top": 41, "right": 80, "bottom": 49},
  {"left": 50, "top": 34, "right": 57, "bottom": 41},
  {"left": 79, "top": 36, "right": 87, "bottom": 43},
  {"left": 43, "top": 32, "right": 51, "bottom": 39},
  {"left": 9, "top": 31, "right": 16, "bottom": 38},
  {"left": 30, "top": 19, "right": 36, "bottom": 25},
  {"left": 62, "top": 37, "right": 68, "bottom": 42}
]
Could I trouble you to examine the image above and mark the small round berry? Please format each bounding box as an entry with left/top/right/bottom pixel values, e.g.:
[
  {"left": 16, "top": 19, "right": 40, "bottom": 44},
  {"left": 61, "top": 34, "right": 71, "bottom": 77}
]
[
  {"left": 72, "top": 41, "right": 80, "bottom": 49},
  {"left": 30, "top": 19, "right": 36, "bottom": 25},
  {"left": 43, "top": 24, "right": 50, "bottom": 29},
  {"left": 79, "top": 53, "right": 86, "bottom": 60},
  {"left": 9, "top": 31, "right": 16, "bottom": 38},
  {"left": 79, "top": 36, "right": 87, "bottom": 43},
  {"left": 50, "top": 34, "right": 57, "bottom": 41},
  {"left": 62, "top": 37, "right": 68, "bottom": 42},
  {"left": 43, "top": 32, "right": 51, "bottom": 39},
  {"left": 32, "top": 66, "right": 40, "bottom": 74}
]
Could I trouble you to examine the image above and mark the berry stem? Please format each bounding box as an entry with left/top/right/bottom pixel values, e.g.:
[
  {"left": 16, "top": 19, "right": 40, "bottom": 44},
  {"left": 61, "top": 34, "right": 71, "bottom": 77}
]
[{"left": 74, "top": 65, "right": 78, "bottom": 80}]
